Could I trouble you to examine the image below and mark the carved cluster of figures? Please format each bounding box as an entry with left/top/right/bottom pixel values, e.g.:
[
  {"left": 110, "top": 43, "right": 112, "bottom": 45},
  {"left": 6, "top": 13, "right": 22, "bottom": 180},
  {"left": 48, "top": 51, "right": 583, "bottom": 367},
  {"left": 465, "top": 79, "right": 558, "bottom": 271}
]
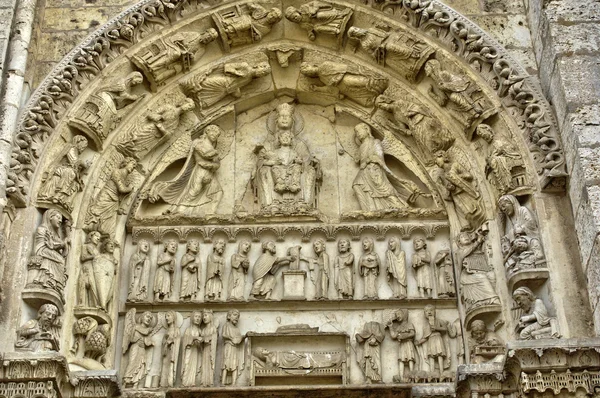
[{"left": 124, "top": 235, "right": 457, "bottom": 303}]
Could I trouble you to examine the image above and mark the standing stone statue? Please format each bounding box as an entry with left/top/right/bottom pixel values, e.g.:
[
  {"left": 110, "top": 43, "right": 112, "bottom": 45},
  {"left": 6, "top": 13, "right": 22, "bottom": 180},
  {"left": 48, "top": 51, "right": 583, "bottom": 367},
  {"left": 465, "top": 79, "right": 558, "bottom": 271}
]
[
  {"left": 513, "top": 287, "right": 559, "bottom": 340},
  {"left": 180, "top": 240, "right": 201, "bottom": 301},
  {"left": 355, "top": 321, "right": 385, "bottom": 384},
  {"left": 385, "top": 309, "right": 416, "bottom": 382},
  {"left": 229, "top": 240, "right": 251, "bottom": 301},
  {"left": 434, "top": 250, "right": 455, "bottom": 298},
  {"left": 334, "top": 238, "right": 355, "bottom": 299},
  {"left": 386, "top": 237, "right": 407, "bottom": 299},
  {"left": 352, "top": 123, "right": 420, "bottom": 211},
  {"left": 199, "top": 310, "right": 218, "bottom": 387},
  {"left": 37, "top": 135, "right": 90, "bottom": 211},
  {"left": 250, "top": 241, "right": 294, "bottom": 300},
  {"left": 221, "top": 309, "right": 244, "bottom": 385},
  {"left": 412, "top": 238, "right": 432, "bottom": 298},
  {"left": 416, "top": 305, "right": 453, "bottom": 374},
  {"left": 181, "top": 311, "right": 203, "bottom": 387},
  {"left": 27, "top": 208, "right": 70, "bottom": 301},
  {"left": 127, "top": 239, "right": 150, "bottom": 302},
  {"left": 205, "top": 239, "right": 226, "bottom": 301},
  {"left": 77, "top": 231, "right": 101, "bottom": 308},
  {"left": 160, "top": 311, "right": 181, "bottom": 387},
  {"left": 359, "top": 237, "right": 381, "bottom": 299},
  {"left": 122, "top": 309, "right": 157, "bottom": 388},
  {"left": 301, "top": 239, "right": 330, "bottom": 300},
  {"left": 154, "top": 240, "right": 177, "bottom": 302},
  {"left": 15, "top": 304, "right": 61, "bottom": 352},
  {"left": 94, "top": 238, "right": 118, "bottom": 312}
]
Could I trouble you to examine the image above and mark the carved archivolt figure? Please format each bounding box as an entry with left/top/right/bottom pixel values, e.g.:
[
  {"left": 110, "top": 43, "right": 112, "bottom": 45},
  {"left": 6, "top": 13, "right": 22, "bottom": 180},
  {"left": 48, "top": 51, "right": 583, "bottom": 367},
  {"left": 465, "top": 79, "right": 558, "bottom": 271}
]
[
  {"left": 149, "top": 125, "right": 223, "bottom": 217},
  {"left": 375, "top": 94, "right": 454, "bottom": 157},
  {"left": 285, "top": 2, "right": 352, "bottom": 41},
  {"left": 385, "top": 309, "right": 416, "bottom": 382},
  {"left": 221, "top": 309, "right": 244, "bottom": 385},
  {"left": 355, "top": 321, "right": 385, "bottom": 384},
  {"left": 132, "top": 30, "right": 219, "bottom": 89},
  {"left": 199, "top": 310, "right": 218, "bottom": 387},
  {"left": 417, "top": 305, "right": 453, "bottom": 373},
  {"left": 434, "top": 250, "right": 455, "bottom": 298},
  {"left": 457, "top": 230, "right": 500, "bottom": 311},
  {"left": 15, "top": 304, "right": 61, "bottom": 352},
  {"left": 205, "top": 239, "right": 226, "bottom": 301},
  {"left": 250, "top": 241, "right": 294, "bottom": 300},
  {"left": 214, "top": 3, "right": 282, "bottom": 49},
  {"left": 180, "top": 240, "right": 201, "bottom": 301},
  {"left": 252, "top": 103, "right": 321, "bottom": 214},
  {"left": 300, "top": 61, "right": 388, "bottom": 107},
  {"left": 498, "top": 195, "right": 545, "bottom": 273},
  {"left": 303, "top": 239, "right": 330, "bottom": 300},
  {"left": 513, "top": 287, "right": 559, "bottom": 340},
  {"left": 432, "top": 150, "right": 485, "bottom": 231},
  {"left": 181, "top": 311, "right": 203, "bottom": 387},
  {"left": 27, "top": 209, "right": 70, "bottom": 300},
  {"left": 115, "top": 98, "right": 195, "bottom": 160},
  {"left": 77, "top": 231, "right": 101, "bottom": 308},
  {"left": 37, "top": 135, "right": 90, "bottom": 211},
  {"left": 181, "top": 62, "right": 271, "bottom": 110},
  {"left": 467, "top": 320, "right": 504, "bottom": 364},
  {"left": 122, "top": 309, "right": 157, "bottom": 388},
  {"left": 154, "top": 240, "right": 177, "bottom": 301},
  {"left": 386, "top": 237, "right": 407, "bottom": 299},
  {"left": 93, "top": 238, "right": 118, "bottom": 312},
  {"left": 352, "top": 123, "right": 420, "bottom": 212},
  {"left": 476, "top": 124, "right": 526, "bottom": 195},
  {"left": 127, "top": 239, "right": 150, "bottom": 302},
  {"left": 359, "top": 237, "right": 381, "bottom": 299},
  {"left": 84, "top": 157, "right": 137, "bottom": 236},
  {"left": 229, "top": 240, "right": 251, "bottom": 301},
  {"left": 412, "top": 238, "right": 432, "bottom": 298},
  {"left": 160, "top": 311, "right": 181, "bottom": 388},
  {"left": 347, "top": 25, "right": 433, "bottom": 82},
  {"left": 334, "top": 238, "right": 355, "bottom": 299}
]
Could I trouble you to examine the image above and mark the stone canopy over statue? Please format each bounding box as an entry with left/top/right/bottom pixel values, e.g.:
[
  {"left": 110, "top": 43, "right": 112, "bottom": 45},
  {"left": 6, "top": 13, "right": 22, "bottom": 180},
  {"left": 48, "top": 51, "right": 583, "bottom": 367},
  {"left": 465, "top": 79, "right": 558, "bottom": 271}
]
[{"left": 251, "top": 103, "right": 322, "bottom": 215}]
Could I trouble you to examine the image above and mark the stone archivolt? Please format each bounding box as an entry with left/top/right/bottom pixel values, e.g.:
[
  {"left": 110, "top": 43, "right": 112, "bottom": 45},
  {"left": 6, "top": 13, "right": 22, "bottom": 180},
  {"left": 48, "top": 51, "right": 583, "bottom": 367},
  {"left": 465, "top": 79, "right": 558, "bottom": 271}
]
[{"left": 1, "top": 0, "right": 579, "bottom": 397}]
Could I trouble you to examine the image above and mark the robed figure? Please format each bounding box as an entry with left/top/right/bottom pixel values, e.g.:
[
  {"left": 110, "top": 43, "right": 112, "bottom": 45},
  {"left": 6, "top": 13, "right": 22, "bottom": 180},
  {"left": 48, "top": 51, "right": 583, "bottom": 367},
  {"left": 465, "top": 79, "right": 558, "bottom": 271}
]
[
  {"left": 356, "top": 321, "right": 385, "bottom": 383},
  {"left": 221, "top": 309, "right": 244, "bottom": 385},
  {"left": 229, "top": 241, "right": 251, "bottom": 300},
  {"left": 181, "top": 311, "right": 203, "bottom": 387},
  {"left": 250, "top": 241, "right": 294, "bottom": 300},
  {"left": 386, "top": 237, "right": 407, "bottom": 299}
]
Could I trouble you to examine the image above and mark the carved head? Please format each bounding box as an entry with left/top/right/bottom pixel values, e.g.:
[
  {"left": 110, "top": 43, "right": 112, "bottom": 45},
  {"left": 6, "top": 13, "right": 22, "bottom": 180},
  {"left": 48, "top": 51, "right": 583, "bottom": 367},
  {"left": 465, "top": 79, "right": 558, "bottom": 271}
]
[
  {"left": 180, "top": 98, "right": 195, "bottom": 112},
  {"left": 253, "top": 346, "right": 270, "bottom": 361},
  {"left": 187, "top": 239, "right": 199, "bottom": 254},
  {"left": 347, "top": 26, "right": 367, "bottom": 40},
  {"left": 413, "top": 238, "right": 426, "bottom": 251},
  {"left": 214, "top": 239, "right": 226, "bottom": 254},
  {"left": 73, "top": 135, "right": 88, "bottom": 152},
  {"left": 276, "top": 103, "right": 295, "bottom": 130},
  {"left": 102, "top": 238, "right": 117, "bottom": 254},
  {"left": 299, "top": 62, "right": 319, "bottom": 77},
  {"left": 38, "top": 304, "right": 59, "bottom": 327},
  {"left": 202, "top": 309, "right": 213, "bottom": 324},
  {"left": 362, "top": 237, "right": 374, "bottom": 252},
  {"left": 513, "top": 236, "right": 529, "bottom": 252},
  {"left": 476, "top": 124, "right": 494, "bottom": 143},
  {"left": 127, "top": 71, "right": 143, "bottom": 87},
  {"left": 192, "top": 310, "right": 203, "bottom": 326},
  {"left": 313, "top": 239, "right": 325, "bottom": 255},
  {"left": 138, "top": 239, "right": 150, "bottom": 254},
  {"left": 120, "top": 157, "right": 137, "bottom": 172},
  {"left": 252, "top": 62, "right": 272, "bottom": 78},
  {"left": 284, "top": 6, "right": 302, "bottom": 23},
  {"left": 164, "top": 239, "right": 178, "bottom": 254},
  {"left": 204, "top": 125, "right": 222, "bottom": 143},
  {"left": 498, "top": 195, "right": 518, "bottom": 216},
  {"left": 424, "top": 304, "right": 435, "bottom": 319},
  {"left": 238, "top": 240, "right": 251, "bottom": 254},
  {"left": 424, "top": 59, "right": 440, "bottom": 77},
  {"left": 200, "top": 28, "right": 219, "bottom": 44},
  {"left": 354, "top": 123, "right": 372, "bottom": 144},
  {"left": 434, "top": 150, "right": 449, "bottom": 168},
  {"left": 395, "top": 308, "right": 407, "bottom": 322},
  {"left": 46, "top": 209, "right": 63, "bottom": 230},
  {"left": 165, "top": 310, "right": 176, "bottom": 326},
  {"left": 262, "top": 240, "right": 276, "bottom": 254},
  {"left": 338, "top": 238, "right": 350, "bottom": 253},
  {"left": 457, "top": 231, "right": 473, "bottom": 246},
  {"left": 512, "top": 286, "right": 535, "bottom": 311},
  {"left": 265, "top": 7, "right": 282, "bottom": 24},
  {"left": 388, "top": 237, "right": 399, "bottom": 251},
  {"left": 470, "top": 320, "right": 487, "bottom": 342},
  {"left": 227, "top": 309, "right": 240, "bottom": 325},
  {"left": 87, "top": 230, "right": 101, "bottom": 245},
  {"left": 142, "top": 311, "right": 154, "bottom": 327}
]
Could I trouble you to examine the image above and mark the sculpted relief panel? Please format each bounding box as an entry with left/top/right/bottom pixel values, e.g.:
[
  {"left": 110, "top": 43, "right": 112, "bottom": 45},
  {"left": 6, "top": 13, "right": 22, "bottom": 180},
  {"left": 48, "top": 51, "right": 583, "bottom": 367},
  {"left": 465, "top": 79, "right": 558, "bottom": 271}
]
[{"left": 5, "top": 0, "right": 568, "bottom": 396}]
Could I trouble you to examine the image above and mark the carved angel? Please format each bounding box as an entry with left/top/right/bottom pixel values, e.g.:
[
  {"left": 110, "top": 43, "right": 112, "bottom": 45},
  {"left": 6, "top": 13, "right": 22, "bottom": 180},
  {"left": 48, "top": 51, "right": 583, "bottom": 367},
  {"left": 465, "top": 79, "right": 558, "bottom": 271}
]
[{"left": 122, "top": 309, "right": 160, "bottom": 388}]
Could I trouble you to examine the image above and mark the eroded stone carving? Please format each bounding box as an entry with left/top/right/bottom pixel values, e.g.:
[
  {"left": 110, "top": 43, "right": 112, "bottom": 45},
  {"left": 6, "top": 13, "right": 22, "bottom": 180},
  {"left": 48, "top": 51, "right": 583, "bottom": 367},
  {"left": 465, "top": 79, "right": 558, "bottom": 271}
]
[
  {"left": 15, "top": 304, "right": 61, "bottom": 352},
  {"left": 476, "top": 124, "right": 528, "bottom": 196},
  {"left": 69, "top": 72, "right": 145, "bottom": 148},
  {"left": 467, "top": 319, "right": 504, "bottom": 364},
  {"left": 26, "top": 209, "right": 71, "bottom": 304},
  {"left": 149, "top": 125, "right": 224, "bottom": 217},
  {"left": 285, "top": 2, "right": 352, "bottom": 43},
  {"left": 37, "top": 135, "right": 90, "bottom": 212},
  {"left": 131, "top": 30, "right": 218, "bottom": 90},
  {"left": 221, "top": 309, "right": 244, "bottom": 386},
  {"left": 205, "top": 239, "right": 226, "bottom": 301},
  {"left": 115, "top": 98, "right": 195, "bottom": 160},
  {"left": 334, "top": 238, "right": 355, "bottom": 299},
  {"left": 300, "top": 61, "right": 388, "bottom": 107},
  {"left": 228, "top": 240, "right": 251, "bottom": 301},
  {"left": 159, "top": 311, "right": 181, "bottom": 388},
  {"left": 359, "top": 237, "right": 381, "bottom": 299},
  {"left": 250, "top": 241, "right": 294, "bottom": 300},
  {"left": 153, "top": 240, "right": 177, "bottom": 302},
  {"left": 77, "top": 231, "right": 101, "bottom": 309},
  {"left": 252, "top": 103, "right": 321, "bottom": 215},
  {"left": 434, "top": 249, "right": 455, "bottom": 298},
  {"left": 385, "top": 237, "right": 406, "bottom": 299},
  {"left": 71, "top": 317, "right": 111, "bottom": 369},
  {"left": 512, "top": 287, "right": 559, "bottom": 340},
  {"left": 348, "top": 24, "right": 434, "bottom": 82},
  {"left": 424, "top": 59, "right": 497, "bottom": 137},
  {"left": 212, "top": 3, "right": 282, "bottom": 51},
  {"left": 417, "top": 304, "right": 454, "bottom": 374},
  {"left": 127, "top": 240, "right": 151, "bottom": 302},
  {"left": 122, "top": 309, "right": 158, "bottom": 388},
  {"left": 385, "top": 309, "right": 416, "bottom": 382},
  {"left": 412, "top": 237, "right": 432, "bottom": 298},
  {"left": 355, "top": 321, "right": 385, "bottom": 384},
  {"left": 179, "top": 240, "right": 201, "bottom": 302}
]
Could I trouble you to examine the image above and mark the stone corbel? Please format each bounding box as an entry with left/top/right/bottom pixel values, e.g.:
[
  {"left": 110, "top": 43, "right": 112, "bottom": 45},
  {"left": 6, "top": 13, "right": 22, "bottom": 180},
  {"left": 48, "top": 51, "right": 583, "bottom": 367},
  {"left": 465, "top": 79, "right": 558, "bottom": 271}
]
[
  {"left": 0, "top": 352, "right": 69, "bottom": 391},
  {"left": 70, "top": 370, "right": 120, "bottom": 398}
]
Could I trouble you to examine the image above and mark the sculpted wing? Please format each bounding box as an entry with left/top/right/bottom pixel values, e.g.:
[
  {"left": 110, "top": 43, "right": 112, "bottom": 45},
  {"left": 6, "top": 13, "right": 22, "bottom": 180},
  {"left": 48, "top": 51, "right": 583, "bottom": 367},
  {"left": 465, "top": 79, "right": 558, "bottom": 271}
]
[{"left": 122, "top": 308, "right": 137, "bottom": 353}]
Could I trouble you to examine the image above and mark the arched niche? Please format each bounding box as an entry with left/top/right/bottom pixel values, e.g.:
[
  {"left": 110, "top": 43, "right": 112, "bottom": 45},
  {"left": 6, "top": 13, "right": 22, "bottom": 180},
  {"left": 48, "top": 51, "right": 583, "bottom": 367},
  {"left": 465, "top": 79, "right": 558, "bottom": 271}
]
[{"left": 3, "top": 0, "right": 583, "bottom": 394}]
